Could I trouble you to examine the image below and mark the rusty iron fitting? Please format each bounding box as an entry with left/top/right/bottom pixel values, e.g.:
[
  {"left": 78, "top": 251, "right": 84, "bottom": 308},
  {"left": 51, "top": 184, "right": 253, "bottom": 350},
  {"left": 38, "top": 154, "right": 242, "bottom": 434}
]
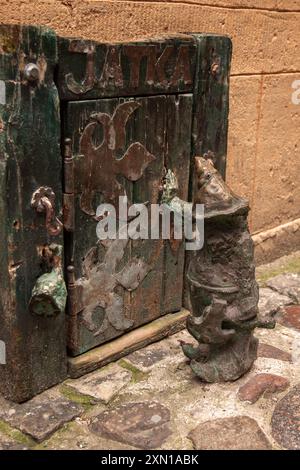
[
  {"left": 24, "top": 63, "right": 40, "bottom": 83},
  {"left": 31, "top": 186, "right": 63, "bottom": 236}
]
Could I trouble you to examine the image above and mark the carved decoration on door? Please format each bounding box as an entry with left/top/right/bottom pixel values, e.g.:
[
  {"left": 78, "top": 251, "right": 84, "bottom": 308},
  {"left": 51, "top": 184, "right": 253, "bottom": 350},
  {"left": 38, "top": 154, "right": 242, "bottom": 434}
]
[
  {"left": 77, "top": 228, "right": 163, "bottom": 336},
  {"left": 79, "top": 101, "right": 156, "bottom": 215}
]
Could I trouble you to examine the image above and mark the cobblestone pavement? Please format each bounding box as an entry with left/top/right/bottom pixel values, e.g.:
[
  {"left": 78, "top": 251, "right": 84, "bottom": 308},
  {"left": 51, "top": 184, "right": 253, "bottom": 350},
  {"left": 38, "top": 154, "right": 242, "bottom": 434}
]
[{"left": 1, "top": 252, "right": 300, "bottom": 450}]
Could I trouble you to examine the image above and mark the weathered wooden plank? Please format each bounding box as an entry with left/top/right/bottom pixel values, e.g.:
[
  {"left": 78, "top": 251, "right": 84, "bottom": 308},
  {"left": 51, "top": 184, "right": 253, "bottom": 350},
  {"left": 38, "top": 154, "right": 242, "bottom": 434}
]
[
  {"left": 129, "top": 95, "right": 166, "bottom": 326},
  {"left": 68, "top": 309, "right": 189, "bottom": 378},
  {"left": 163, "top": 94, "right": 193, "bottom": 313},
  {"left": 191, "top": 34, "right": 232, "bottom": 177},
  {"left": 0, "top": 24, "right": 67, "bottom": 403},
  {"left": 57, "top": 36, "right": 197, "bottom": 101},
  {"left": 183, "top": 34, "right": 232, "bottom": 311},
  {"left": 64, "top": 98, "right": 128, "bottom": 355}
]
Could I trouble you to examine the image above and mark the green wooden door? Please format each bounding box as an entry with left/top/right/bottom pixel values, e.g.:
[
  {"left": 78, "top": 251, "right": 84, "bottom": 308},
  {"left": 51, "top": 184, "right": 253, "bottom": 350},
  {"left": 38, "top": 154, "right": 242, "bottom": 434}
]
[
  {"left": 63, "top": 94, "right": 193, "bottom": 355},
  {"left": 0, "top": 24, "right": 67, "bottom": 402},
  {"left": 0, "top": 26, "right": 232, "bottom": 401}
]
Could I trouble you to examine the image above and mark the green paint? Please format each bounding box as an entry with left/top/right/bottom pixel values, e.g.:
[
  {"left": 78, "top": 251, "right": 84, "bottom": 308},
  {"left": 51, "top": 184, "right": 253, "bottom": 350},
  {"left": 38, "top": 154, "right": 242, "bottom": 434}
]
[
  {"left": 29, "top": 268, "right": 67, "bottom": 317},
  {"left": 161, "top": 169, "right": 180, "bottom": 205},
  {"left": 0, "top": 24, "right": 67, "bottom": 403},
  {"left": 161, "top": 169, "right": 188, "bottom": 214}
]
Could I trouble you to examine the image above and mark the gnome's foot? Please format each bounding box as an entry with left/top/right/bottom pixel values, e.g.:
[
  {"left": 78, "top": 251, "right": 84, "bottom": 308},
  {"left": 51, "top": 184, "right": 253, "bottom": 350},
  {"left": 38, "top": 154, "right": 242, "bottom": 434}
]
[
  {"left": 190, "top": 333, "right": 258, "bottom": 383},
  {"left": 181, "top": 342, "right": 210, "bottom": 362}
]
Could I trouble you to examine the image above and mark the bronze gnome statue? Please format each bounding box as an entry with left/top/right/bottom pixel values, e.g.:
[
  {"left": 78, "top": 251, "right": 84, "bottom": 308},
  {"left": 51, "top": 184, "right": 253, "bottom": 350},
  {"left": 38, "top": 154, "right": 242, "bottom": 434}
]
[{"left": 162, "top": 157, "right": 275, "bottom": 382}]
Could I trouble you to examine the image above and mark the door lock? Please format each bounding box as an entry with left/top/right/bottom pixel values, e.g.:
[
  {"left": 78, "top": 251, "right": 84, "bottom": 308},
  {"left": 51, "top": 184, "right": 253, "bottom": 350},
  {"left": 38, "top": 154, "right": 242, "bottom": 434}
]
[{"left": 31, "top": 186, "right": 63, "bottom": 236}]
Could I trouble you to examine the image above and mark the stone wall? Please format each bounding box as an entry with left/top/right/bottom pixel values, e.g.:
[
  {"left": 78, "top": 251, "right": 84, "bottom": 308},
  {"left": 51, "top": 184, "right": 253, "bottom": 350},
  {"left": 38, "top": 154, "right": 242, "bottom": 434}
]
[{"left": 1, "top": 0, "right": 299, "bottom": 262}]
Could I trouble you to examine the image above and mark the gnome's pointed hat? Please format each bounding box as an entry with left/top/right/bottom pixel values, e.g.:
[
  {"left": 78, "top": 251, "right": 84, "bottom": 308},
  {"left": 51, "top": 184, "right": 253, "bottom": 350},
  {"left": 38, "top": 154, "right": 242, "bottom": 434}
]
[{"left": 193, "top": 157, "right": 249, "bottom": 219}]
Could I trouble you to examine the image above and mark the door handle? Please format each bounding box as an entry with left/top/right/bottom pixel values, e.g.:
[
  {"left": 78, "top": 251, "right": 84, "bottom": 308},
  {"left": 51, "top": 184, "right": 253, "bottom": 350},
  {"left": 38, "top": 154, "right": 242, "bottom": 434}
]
[{"left": 31, "top": 186, "right": 63, "bottom": 236}]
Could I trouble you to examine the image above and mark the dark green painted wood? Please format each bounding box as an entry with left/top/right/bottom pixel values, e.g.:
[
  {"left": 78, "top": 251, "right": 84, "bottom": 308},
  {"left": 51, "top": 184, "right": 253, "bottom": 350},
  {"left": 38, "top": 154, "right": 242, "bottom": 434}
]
[
  {"left": 57, "top": 36, "right": 197, "bottom": 101},
  {"left": 0, "top": 25, "right": 67, "bottom": 402},
  {"left": 191, "top": 34, "right": 232, "bottom": 178},
  {"left": 183, "top": 34, "right": 232, "bottom": 311}
]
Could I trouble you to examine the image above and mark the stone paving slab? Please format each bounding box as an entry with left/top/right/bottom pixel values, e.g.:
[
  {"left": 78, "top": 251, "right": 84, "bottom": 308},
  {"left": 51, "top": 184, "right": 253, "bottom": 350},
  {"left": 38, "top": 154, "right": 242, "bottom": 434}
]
[
  {"left": 65, "top": 363, "right": 132, "bottom": 404},
  {"left": 255, "top": 322, "right": 299, "bottom": 362},
  {"left": 0, "top": 432, "right": 28, "bottom": 450},
  {"left": 89, "top": 401, "right": 172, "bottom": 449},
  {"left": 267, "top": 273, "right": 300, "bottom": 304},
  {"left": 238, "top": 374, "right": 290, "bottom": 404},
  {"left": 188, "top": 416, "right": 272, "bottom": 450},
  {"left": 278, "top": 305, "right": 300, "bottom": 332},
  {"left": 36, "top": 421, "right": 138, "bottom": 450},
  {"left": 258, "top": 343, "right": 292, "bottom": 362},
  {"left": 258, "top": 287, "right": 292, "bottom": 317},
  {"left": 0, "top": 392, "right": 84, "bottom": 442},
  {"left": 271, "top": 384, "right": 300, "bottom": 450}
]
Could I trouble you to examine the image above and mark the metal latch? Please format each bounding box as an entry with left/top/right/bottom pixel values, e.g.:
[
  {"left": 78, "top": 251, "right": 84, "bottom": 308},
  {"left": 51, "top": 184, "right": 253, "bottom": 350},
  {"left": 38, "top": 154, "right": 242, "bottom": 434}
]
[{"left": 31, "top": 186, "right": 63, "bottom": 236}]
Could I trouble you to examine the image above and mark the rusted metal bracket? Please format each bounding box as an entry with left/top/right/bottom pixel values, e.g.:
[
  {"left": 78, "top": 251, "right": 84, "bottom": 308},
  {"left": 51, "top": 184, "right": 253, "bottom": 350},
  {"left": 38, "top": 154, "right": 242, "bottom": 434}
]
[{"left": 31, "top": 186, "right": 63, "bottom": 236}]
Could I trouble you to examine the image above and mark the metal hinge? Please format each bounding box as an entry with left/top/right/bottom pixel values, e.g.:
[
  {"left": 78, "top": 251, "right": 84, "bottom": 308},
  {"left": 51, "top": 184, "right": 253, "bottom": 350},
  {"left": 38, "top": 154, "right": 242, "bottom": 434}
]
[
  {"left": 63, "top": 138, "right": 75, "bottom": 232},
  {"left": 63, "top": 138, "right": 79, "bottom": 352},
  {"left": 66, "top": 265, "right": 79, "bottom": 353}
]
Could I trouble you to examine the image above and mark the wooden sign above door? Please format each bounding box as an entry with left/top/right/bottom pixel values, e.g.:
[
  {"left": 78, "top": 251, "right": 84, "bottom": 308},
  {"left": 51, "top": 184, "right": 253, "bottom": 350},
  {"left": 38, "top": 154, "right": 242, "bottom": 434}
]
[{"left": 57, "top": 35, "right": 197, "bottom": 100}]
